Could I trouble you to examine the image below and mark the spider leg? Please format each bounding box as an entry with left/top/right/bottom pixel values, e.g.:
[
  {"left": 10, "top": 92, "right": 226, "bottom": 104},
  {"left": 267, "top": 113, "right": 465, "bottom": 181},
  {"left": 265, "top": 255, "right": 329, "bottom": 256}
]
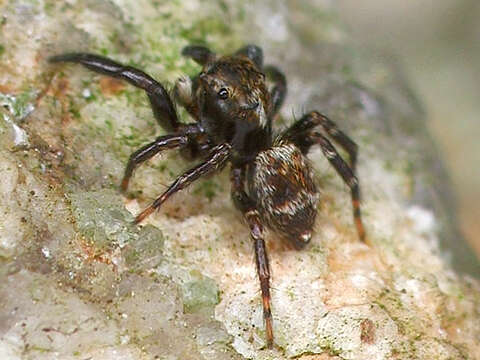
[
  {"left": 49, "top": 53, "right": 180, "bottom": 132},
  {"left": 282, "top": 112, "right": 366, "bottom": 242},
  {"left": 282, "top": 111, "right": 358, "bottom": 168},
  {"left": 309, "top": 132, "right": 366, "bottom": 243},
  {"left": 121, "top": 134, "right": 189, "bottom": 192},
  {"left": 235, "top": 44, "right": 264, "bottom": 69},
  {"left": 181, "top": 45, "right": 216, "bottom": 65},
  {"left": 135, "top": 143, "right": 231, "bottom": 223},
  {"left": 264, "top": 65, "right": 287, "bottom": 118},
  {"left": 231, "top": 166, "right": 274, "bottom": 348}
]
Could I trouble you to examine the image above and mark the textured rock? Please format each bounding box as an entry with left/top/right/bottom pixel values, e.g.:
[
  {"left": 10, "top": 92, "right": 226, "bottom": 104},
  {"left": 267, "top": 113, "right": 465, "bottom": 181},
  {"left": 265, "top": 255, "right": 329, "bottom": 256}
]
[{"left": 0, "top": 0, "right": 479, "bottom": 359}]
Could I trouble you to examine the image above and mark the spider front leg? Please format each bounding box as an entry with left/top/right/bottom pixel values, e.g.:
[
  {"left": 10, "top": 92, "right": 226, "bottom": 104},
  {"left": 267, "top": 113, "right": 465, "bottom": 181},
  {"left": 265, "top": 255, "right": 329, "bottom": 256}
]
[
  {"left": 310, "top": 133, "right": 366, "bottom": 243},
  {"left": 235, "top": 44, "right": 264, "bottom": 68},
  {"left": 121, "top": 133, "right": 189, "bottom": 192},
  {"left": 135, "top": 143, "right": 231, "bottom": 223},
  {"left": 49, "top": 53, "right": 181, "bottom": 132},
  {"left": 231, "top": 166, "right": 274, "bottom": 348},
  {"left": 182, "top": 45, "right": 216, "bottom": 65}
]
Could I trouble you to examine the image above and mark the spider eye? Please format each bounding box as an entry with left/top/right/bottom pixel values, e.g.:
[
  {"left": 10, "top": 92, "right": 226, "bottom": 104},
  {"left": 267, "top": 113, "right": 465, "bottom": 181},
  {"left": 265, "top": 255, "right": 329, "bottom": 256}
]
[{"left": 218, "top": 88, "right": 229, "bottom": 100}]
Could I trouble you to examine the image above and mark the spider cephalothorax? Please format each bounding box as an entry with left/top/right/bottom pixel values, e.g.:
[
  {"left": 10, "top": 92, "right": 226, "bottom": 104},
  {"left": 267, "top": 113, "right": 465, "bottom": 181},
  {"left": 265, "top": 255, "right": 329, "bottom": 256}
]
[
  {"left": 50, "top": 44, "right": 366, "bottom": 348},
  {"left": 177, "top": 50, "right": 272, "bottom": 159}
]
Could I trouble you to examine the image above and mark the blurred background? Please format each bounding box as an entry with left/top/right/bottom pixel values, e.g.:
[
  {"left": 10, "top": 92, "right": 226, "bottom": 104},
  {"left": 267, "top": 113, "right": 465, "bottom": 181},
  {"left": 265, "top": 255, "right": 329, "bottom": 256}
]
[{"left": 336, "top": 0, "right": 480, "bottom": 257}]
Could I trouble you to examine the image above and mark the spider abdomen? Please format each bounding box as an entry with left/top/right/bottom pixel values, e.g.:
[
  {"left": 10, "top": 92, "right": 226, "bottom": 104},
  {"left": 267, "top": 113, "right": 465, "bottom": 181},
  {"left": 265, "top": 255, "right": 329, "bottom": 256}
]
[{"left": 248, "top": 143, "right": 319, "bottom": 248}]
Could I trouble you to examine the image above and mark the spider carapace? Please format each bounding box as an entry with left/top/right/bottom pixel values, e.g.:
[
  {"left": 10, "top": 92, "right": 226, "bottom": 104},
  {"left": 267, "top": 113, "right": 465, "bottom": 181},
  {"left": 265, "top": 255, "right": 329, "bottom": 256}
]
[{"left": 50, "top": 44, "right": 366, "bottom": 348}]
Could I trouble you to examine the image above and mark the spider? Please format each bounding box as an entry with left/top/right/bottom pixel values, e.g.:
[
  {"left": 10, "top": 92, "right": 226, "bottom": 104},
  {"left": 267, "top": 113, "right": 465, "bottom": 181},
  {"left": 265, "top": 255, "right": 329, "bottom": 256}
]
[{"left": 49, "top": 44, "right": 366, "bottom": 348}]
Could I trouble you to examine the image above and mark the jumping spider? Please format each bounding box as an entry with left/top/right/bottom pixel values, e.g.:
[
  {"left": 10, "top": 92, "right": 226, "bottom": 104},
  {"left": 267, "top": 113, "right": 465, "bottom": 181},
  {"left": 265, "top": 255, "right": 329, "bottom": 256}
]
[{"left": 50, "top": 44, "right": 366, "bottom": 348}]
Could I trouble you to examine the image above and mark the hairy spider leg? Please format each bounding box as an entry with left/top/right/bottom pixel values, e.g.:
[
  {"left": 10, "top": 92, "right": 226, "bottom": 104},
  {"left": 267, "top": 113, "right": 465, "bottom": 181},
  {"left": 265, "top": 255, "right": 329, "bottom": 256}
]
[
  {"left": 49, "top": 53, "right": 213, "bottom": 190},
  {"left": 248, "top": 212, "right": 273, "bottom": 348},
  {"left": 121, "top": 134, "right": 189, "bottom": 192},
  {"left": 311, "top": 133, "right": 366, "bottom": 242},
  {"left": 231, "top": 166, "right": 274, "bottom": 349},
  {"left": 235, "top": 44, "right": 264, "bottom": 68},
  {"left": 49, "top": 53, "right": 181, "bottom": 133},
  {"left": 181, "top": 45, "right": 216, "bottom": 65},
  {"left": 281, "top": 111, "right": 366, "bottom": 242},
  {"left": 283, "top": 111, "right": 358, "bottom": 169},
  {"left": 135, "top": 143, "right": 231, "bottom": 223}
]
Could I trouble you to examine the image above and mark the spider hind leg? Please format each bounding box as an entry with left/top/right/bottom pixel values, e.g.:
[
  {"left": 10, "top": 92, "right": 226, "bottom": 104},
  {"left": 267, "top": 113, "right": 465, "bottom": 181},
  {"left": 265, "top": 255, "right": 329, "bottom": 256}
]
[{"left": 281, "top": 111, "right": 366, "bottom": 243}]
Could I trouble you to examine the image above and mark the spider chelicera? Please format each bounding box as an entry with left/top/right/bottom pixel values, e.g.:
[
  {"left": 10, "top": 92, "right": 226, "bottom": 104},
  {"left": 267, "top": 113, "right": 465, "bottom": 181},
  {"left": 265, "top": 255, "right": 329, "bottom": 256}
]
[{"left": 50, "top": 44, "right": 366, "bottom": 348}]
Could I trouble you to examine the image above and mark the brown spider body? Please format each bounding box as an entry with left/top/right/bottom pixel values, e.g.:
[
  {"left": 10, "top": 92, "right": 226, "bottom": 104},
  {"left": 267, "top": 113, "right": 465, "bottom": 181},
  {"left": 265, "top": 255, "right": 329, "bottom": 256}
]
[
  {"left": 50, "top": 44, "right": 366, "bottom": 348},
  {"left": 195, "top": 55, "right": 320, "bottom": 247}
]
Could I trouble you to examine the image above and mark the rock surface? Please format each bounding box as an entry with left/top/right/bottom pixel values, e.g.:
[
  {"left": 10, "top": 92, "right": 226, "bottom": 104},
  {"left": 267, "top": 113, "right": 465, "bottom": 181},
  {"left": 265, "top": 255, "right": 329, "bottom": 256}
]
[{"left": 0, "top": 0, "right": 479, "bottom": 359}]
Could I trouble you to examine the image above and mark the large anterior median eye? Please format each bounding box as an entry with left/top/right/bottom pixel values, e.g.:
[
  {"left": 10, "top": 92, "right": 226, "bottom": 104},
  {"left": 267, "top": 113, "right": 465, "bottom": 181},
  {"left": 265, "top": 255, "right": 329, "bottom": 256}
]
[{"left": 217, "top": 88, "right": 229, "bottom": 99}]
